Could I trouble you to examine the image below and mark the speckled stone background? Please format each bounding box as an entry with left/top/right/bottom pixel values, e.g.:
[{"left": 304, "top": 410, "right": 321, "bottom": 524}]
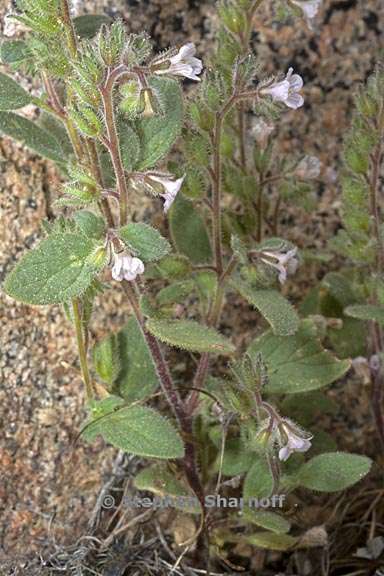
[{"left": 0, "top": 0, "right": 383, "bottom": 570}]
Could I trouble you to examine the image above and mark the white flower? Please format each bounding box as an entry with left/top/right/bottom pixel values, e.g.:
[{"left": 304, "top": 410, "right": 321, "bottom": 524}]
[
  {"left": 291, "top": 0, "right": 321, "bottom": 24},
  {"left": 278, "top": 419, "right": 313, "bottom": 461},
  {"left": 261, "top": 68, "right": 304, "bottom": 109},
  {"left": 295, "top": 155, "right": 321, "bottom": 180},
  {"left": 153, "top": 43, "right": 203, "bottom": 81},
  {"left": 147, "top": 174, "right": 185, "bottom": 212},
  {"left": 111, "top": 253, "right": 145, "bottom": 282},
  {"left": 261, "top": 247, "right": 299, "bottom": 284},
  {"left": 252, "top": 117, "right": 275, "bottom": 146}
]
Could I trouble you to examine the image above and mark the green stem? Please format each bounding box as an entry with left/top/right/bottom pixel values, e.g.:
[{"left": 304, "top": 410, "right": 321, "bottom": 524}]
[
  {"left": 60, "top": 0, "right": 78, "bottom": 58},
  {"left": 72, "top": 298, "right": 95, "bottom": 400}
]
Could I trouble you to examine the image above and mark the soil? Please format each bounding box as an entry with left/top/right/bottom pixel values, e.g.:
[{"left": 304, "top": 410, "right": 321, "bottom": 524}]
[{"left": 0, "top": 0, "right": 383, "bottom": 574}]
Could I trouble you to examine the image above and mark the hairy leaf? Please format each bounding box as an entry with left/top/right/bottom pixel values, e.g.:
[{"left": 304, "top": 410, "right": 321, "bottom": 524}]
[
  {"left": 135, "top": 77, "right": 183, "bottom": 169},
  {"left": 0, "top": 112, "right": 64, "bottom": 162},
  {"left": 248, "top": 320, "right": 350, "bottom": 394},
  {"left": 245, "top": 532, "right": 298, "bottom": 551},
  {"left": 170, "top": 194, "right": 212, "bottom": 264},
  {"left": 345, "top": 304, "right": 384, "bottom": 325},
  {"left": 73, "top": 14, "right": 112, "bottom": 38},
  {"left": 116, "top": 317, "right": 159, "bottom": 401},
  {"left": 1, "top": 39, "right": 30, "bottom": 69},
  {"left": 119, "top": 223, "right": 171, "bottom": 262},
  {"left": 298, "top": 452, "right": 372, "bottom": 492},
  {"left": 242, "top": 509, "right": 291, "bottom": 534},
  {"left": 0, "top": 73, "right": 31, "bottom": 110},
  {"left": 4, "top": 233, "right": 98, "bottom": 305},
  {"left": 93, "top": 333, "right": 120, "bottom": 387},
  {"left": 243, "top": 457, "right": 274, "bottom": 500},
  {"left": 146, "top": 318, "right": 235, "bottom": 355},
  {"left": 232, "top": 279, "right": 299, "bottom": 336},
  {"left": 84, "top": 405, "right": 185, "bottom": 459}
]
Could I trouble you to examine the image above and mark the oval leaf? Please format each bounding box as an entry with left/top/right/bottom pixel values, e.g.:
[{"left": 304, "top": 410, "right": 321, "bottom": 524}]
[
  {"left": 73, "top": 14, "right": 112, "bottom": 38},
  {"left": 0, "top": 72, "right": 31, "bottom": 110},
  {"left": 345, "top": 304, "right": 384, "bottom": 325},
  {"left": 146, "top": 318, "right": 235, "bottom": 355},
  {"left": 119, "top": 222, "right": 171, "bottom": 262},
  {"left": 243, "top": 457, "right": 274, "bottom": 501},
  {"left": 170, "top": 193, "right": 212, "bottom": 264},
  {"left": 248, "top": 320, "right": 350, "bottom": 394},
  {"left": 231, "top": 279, "right": 299, "bottom": 336},
  {"left": 4, "top": 233, "right": 98, "bottom": 305},
  {"left": 242, "top": 509, "right": 291, "bottom": 534},
  {"left": 0, "top": 112, "right": 64, "bottom": 162},
  {"left": 246, "top": 532, "right": 298, "bottom": 551},
  {"left": 84, "top": 405, "right": 185, "bottom": 459},
  {"left": 298, "top": 452, "right": 372, "bottom": 492},
  {"left": 135, "top": 77, "right": 183, "bottom": 169}
]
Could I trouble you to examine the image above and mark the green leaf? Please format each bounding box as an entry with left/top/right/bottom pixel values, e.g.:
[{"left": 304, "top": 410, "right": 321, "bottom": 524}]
[
  {"left": 93, "top": 333, "right": 120, "bottom": 387},
  {"left": 135, "top": 77, "right": 183, "bottom": 169},
  {"left": 134, "top": 463, "right": 199, "bottom": 512},
  {"left": 0, "top": 72, "right": 31, "bottom": 110},
  {"left": 248, "top": 320, "right": 351, "bottom": 394},
  {"left": 1, "top": 40, "right": 30, "bottom": 69},
  {"left": 242, "top": 509, "right": 291, "bottom": 534},
  {"left": 115, "top": 317, "right": 159, "bottom": 401},
  {"left": 298, "top": 452, "right": 372, "bottom": 492},
  {"left": 118, "top": 120, "right": 141, "bottom": 171},
  {"left": 217, "top": 438, "right": 253, "bottom": 476},
  {"left": 231, "top": 279, "right": 299, "bottom": 336},
  {"left": 4, "top": 232, "right": 98, "bottom": 305},
  {"left": 243, "top": 457, "right": 274, "bottom": 500},
  {"left": 84, "top": 405, "right": 185, "bottom": 459},
  {"left": 146, "top": 318, "right": 235, "bottom": 355},
  {"left": 157, "top": 280, "right": 195, "bottom": 306},
  {"left": 74, "top": 210, "right": 106, "bottom": 240},
  {"left": 170, "top": 194, "right": 212, "bottom": 264},
  {"left": 0, "top": 112, "right": 64, "bottom": 162},
  {"left": 73, "top": 14, "right": 112, "bottom": 38},
  {"left": 119, "top": 222, "right": 171, "bottom": 262},
  {"left": 37, "top": 111, "right": 74, "bottom": 157},
  {"left": 345, "top": 304, "right": 384, "bottom": 325},
  {"left": 246, "top": 532, "right": 298, "bottom": 551}
]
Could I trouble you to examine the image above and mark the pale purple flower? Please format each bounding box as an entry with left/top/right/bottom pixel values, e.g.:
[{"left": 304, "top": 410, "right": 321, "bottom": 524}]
[
  {"left": 278, "top": 419, "right": 313, "bottom": 461},
  {"left": 111, "top": 253, "right": 145, "bottom": 282},
  {"left": 261, "top": 247, "right": 299, "bottom": 284},
  {"left": 147, "top": 174, "right": 185, "bottom": 212},
  {"left": 261, "top": 68, "right": 304, "bottom": 109},
  {"left": 295, "top": 155, "right": 321, "bottom": 180},
  {"left": 153, "top": 43, "right": 203, "bottom": 81},
  {"left": 291, "top": 0, "right": 321, "bottom": 25}
]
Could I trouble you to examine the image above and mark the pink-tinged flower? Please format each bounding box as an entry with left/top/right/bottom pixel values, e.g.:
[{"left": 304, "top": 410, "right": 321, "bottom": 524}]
[
  {"left": 147, "top": 174, "right": 185, "bottom": 212},
  {"left": 278, "top": 419, "right": 313, "bottom": 461},
  {"left": 261, "top": 68, "right": 304, "bottom": 109},
  {"left": 295, "top": 155, "right": 321, "bottom": 180},
  {"left": 111, "top": 253, "right": 145, "bottom": 282},
  {"left": 260, "top": 247, "right": 299, "bottom": 284},
  {"left": 153, "top": 43, "right": 203, "bottom": 81},
  {"left": 291, "top": 0, "right": 321, "bottom": 24}
]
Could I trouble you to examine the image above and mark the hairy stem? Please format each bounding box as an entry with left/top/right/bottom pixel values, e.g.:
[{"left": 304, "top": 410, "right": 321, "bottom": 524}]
[
  {"left": 72, "top": 298, "right": 95, "bottom": 400},
  {"left": 369, "top": 98, "right": 384, "bottom": 450},
  {"left": 60, "top": 0, "right": 78, "bottom": 58},
  {"left": 101, "top": 68, "right": 130, "bottom": 226}
]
